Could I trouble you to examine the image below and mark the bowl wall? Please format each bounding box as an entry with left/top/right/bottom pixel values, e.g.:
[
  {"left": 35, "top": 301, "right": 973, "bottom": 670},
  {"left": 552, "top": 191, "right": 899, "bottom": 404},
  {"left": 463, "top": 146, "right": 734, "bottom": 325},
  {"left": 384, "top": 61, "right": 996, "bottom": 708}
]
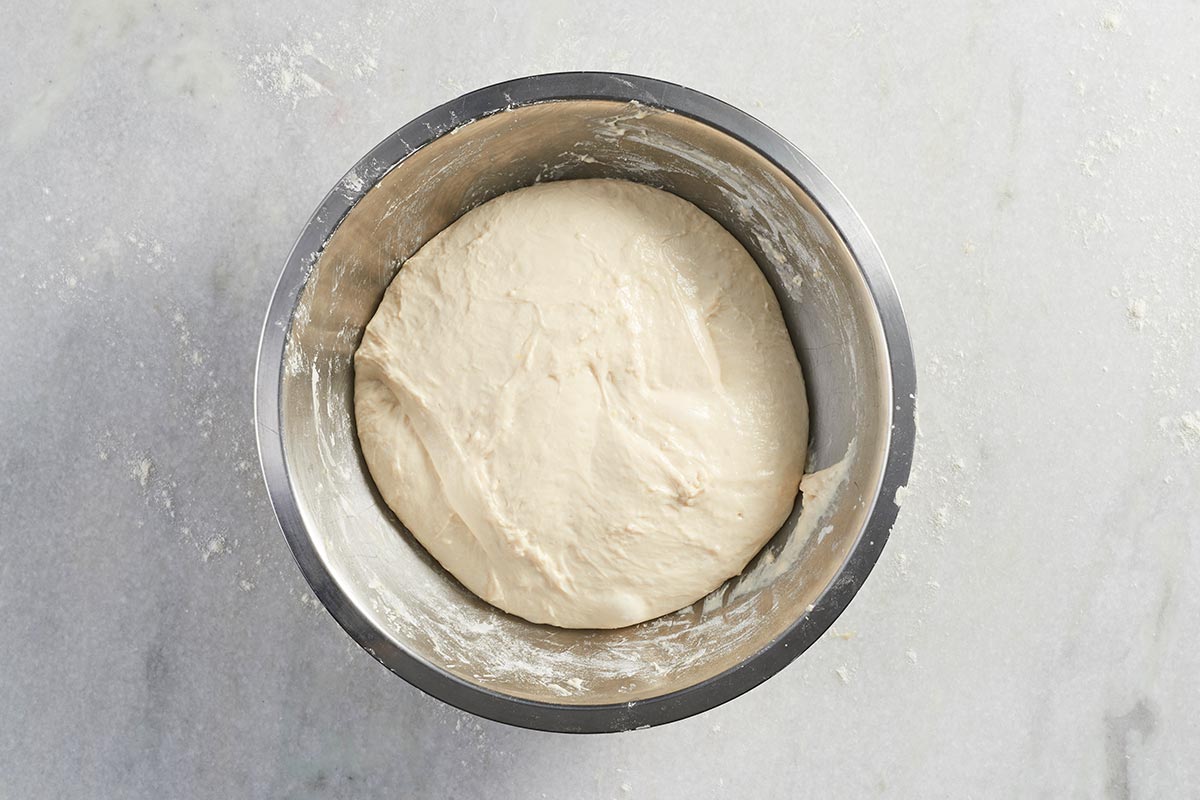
[{"left": 257, "top": 73, "right": 914, "bottom": 732}]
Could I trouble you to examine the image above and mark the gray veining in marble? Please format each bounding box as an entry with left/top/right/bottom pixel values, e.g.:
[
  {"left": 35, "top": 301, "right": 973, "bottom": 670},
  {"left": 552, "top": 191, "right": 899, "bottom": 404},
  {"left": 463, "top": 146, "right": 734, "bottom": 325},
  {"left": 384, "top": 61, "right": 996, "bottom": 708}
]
[{"left": 2, "top": 1, "right": 1198, "bottom": 797}]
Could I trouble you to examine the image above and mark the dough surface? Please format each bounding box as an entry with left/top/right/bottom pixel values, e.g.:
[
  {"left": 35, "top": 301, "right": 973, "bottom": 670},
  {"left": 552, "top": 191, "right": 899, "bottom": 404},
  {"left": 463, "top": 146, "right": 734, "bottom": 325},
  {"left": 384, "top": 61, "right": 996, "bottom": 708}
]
[{"left": 354, "top": 179, "right": 807, "bottom": 628}]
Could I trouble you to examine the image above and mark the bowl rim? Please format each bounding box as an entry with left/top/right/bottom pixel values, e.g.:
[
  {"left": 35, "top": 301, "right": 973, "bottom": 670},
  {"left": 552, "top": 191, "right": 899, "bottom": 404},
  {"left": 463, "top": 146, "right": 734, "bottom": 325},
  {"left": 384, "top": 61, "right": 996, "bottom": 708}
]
[{"left": 254, "top": 71, "right": 917, "bottom": 734}]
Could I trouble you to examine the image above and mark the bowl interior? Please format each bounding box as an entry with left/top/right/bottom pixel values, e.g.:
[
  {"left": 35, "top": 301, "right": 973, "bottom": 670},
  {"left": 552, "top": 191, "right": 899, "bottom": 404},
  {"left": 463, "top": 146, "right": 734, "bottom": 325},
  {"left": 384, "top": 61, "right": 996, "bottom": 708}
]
[{"left": 278, "top": 99, "right": 891, "bottom": 705}]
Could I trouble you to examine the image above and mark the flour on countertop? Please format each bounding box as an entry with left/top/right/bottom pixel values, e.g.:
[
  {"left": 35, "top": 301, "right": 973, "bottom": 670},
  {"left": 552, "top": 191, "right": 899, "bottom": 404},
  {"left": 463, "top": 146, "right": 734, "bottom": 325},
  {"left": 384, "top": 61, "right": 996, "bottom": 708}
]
[
  {"left": 129, "top": 457, "right": 154, "bottom": 487},
  {"left": 241, "top": 15, "right": 386, "bottom": 108},
  {"left": 1160, "top": 412, "right": 1200, "bottom": 453},
  {"left": 1127, "top": 297, "right": 1149, "bottom": 330},
  {"left": 203, "top": 535, "right": 228, "bottom": 562}
]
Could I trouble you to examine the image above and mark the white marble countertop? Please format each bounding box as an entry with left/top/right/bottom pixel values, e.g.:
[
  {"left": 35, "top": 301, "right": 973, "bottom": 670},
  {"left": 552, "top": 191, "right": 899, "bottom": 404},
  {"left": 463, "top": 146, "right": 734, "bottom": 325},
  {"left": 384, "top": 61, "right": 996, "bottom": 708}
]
[{"left": 2, "top": 2, "right": 1197, "bottom": 797}]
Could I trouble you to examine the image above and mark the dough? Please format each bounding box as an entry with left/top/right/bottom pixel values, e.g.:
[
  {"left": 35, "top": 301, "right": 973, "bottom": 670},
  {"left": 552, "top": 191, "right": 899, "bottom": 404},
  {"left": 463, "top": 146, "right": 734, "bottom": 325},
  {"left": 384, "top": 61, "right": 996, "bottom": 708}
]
[{"left": 354, "top": 179, "right": 807, "bottom": 628}]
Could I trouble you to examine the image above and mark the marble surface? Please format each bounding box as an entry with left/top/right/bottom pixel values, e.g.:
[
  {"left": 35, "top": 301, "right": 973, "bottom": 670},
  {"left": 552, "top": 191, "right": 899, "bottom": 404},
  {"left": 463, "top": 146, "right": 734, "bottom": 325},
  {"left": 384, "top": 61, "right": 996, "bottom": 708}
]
[{"left": 2, "top": 1, "right": 1198, "bottom": 797}]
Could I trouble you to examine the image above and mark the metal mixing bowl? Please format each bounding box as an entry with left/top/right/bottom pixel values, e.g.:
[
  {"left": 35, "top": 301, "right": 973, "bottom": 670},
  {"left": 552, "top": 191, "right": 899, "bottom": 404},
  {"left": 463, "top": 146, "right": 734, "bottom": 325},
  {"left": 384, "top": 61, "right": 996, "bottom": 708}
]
[{"left": 255, "top": 72, "right": 915, "bottom": 733}]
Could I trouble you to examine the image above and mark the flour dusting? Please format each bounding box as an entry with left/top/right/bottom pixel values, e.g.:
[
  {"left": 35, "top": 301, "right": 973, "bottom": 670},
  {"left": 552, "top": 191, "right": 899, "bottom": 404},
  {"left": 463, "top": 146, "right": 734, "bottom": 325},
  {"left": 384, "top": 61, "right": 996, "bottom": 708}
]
[{"left": 276, "top": 99, "right": 895, "bottom": 707}]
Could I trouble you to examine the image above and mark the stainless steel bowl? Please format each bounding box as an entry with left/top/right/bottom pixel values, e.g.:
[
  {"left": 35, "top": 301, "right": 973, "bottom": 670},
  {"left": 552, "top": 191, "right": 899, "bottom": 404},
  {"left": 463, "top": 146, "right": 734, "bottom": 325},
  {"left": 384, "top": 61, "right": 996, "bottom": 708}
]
[{"left": 255, "top": 72, "right": 915, "bottom": 733}]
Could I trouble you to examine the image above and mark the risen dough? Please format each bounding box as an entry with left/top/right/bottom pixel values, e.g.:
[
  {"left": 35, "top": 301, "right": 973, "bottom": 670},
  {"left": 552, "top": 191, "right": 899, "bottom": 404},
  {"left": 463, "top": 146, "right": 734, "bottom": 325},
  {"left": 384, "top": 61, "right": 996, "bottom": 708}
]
[{"left": 354, "top": 179, "right": 807, "bottom": 629}]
